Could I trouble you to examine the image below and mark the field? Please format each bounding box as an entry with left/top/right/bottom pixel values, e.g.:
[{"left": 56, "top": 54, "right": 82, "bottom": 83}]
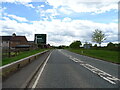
[
  {"left": 67, "top": 48, "right": 119, "bottom": 64},
  {"left": 2, "top": 49, "right": 48, "bottom": 66}
]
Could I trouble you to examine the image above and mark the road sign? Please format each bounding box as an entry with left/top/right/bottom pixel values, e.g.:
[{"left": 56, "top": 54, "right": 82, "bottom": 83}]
[{"left": 34, "top": 34, "right": 46, "bottom": 44}]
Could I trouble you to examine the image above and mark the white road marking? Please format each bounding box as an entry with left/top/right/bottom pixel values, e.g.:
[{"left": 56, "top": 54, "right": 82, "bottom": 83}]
[
  {"left": 82, "top": 64, "right": 119, "bottom": 84},
  {"left": 59, "top": 50, "right": 120, "bottom": 85},
  {"left": 31, "top": 51, "right": 52, "bottom": 89}
]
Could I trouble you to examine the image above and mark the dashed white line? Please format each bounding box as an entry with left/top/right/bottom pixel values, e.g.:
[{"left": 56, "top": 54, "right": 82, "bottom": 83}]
[{"left": 32, "top": 51, "right": 52, "bottom": 89}]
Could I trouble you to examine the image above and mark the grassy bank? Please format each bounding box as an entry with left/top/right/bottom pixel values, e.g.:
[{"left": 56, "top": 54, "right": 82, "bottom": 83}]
[
  {"left": 67, "top": 48, "right": 119, "bottom": 64},
  {"left": 2, "top": 49, "right": 48, "bottom": 66}
]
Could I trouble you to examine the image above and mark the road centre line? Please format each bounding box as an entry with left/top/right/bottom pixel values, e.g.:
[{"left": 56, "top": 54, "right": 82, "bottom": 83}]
[
  {"left": 31, "top": 51, "right": 53, "bottom": 89},
  {"left": 59, "top": 50, "right": 120, "bottom": 85}
]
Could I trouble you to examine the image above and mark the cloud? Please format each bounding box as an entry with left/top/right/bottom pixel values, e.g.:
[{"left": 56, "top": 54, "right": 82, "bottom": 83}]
[
  {"left": 0, "top": 0, "right": 46, "bottom": 3},
  {"left": 0, "top": 0, "right": 36, "bottom": 9},
  {"left": 1, "top": 0, "right": 118, "bottom": 15},
  {"left": 0, "top": 0, "right": 32, "bottom": 3},
  {"left": 46, "top": 0, "right": 118, "bottom": 14},
  {"left": 0, "top": 0, "right": 119, "bottom": 2},
  {"left": 0, "top": 7, "right": 7, "bottom": 13},
  {"left": 58, "top": 6, "right": 73, "bottom": 15},
  {"left": 40, "top": 5, "right": 44, "bottom": 7},
  {"left": 1, "top": 15, "right": 118, "bottom": 46},
  {"left": 6, "top": 14, "right": 28, "bottom": 22},
  {"left": 23, "top": 3, "right": 35, "bottom": 8},
  {"left": 36, "top": 6, "right": 59, "bottom": 20},
  {"left": 14, "top": 2, "right": 36, "bottom": 8},
  {"left": 62, "top": 17, "right": 72, "bottom": 22}
]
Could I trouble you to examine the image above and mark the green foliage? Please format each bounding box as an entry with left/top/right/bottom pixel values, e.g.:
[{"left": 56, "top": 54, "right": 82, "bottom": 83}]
[
  {"left": 107, "top": 42, "right": 119, "bottom": 51},
  {"left": 107, "top": 42, "right": 114, "bottom": 47},
  {"left": 58, "top": 45, "right": 69, "bottom": 49},
  {"left": 92, "top": 44, "right": 98, "bottom": 49},
  {"left": 94, "top": 44, "right": 97, "bottom": 47},
  {"left": 92, "top": 29, "right": 106, "bottom": 46},
  {"left": 70, "top": 41, "right": 82, "bottom": 48}
]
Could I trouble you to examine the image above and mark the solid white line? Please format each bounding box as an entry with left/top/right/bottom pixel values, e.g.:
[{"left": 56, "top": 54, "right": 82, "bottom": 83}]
[{"left": 31, "top": 51, "right": 52, "bottom": 89}]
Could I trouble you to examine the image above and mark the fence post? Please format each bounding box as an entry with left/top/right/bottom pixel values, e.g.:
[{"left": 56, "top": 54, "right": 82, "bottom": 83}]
[{"left": 8, "top": 41, "right": 11, "bottom": 57}]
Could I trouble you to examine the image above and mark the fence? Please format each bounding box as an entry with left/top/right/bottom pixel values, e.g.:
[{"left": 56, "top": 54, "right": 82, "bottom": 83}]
[
  {"left": 1, "top": 50, "right": 49, "bottom": 80},
  {"left": 2, "top": 48, "right": 30, "bottom": 58}
]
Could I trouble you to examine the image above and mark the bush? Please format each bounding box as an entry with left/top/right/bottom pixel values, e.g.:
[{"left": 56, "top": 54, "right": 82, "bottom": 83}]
[{"left": 70, "top": 41, "right": 82, "bottom": 48}]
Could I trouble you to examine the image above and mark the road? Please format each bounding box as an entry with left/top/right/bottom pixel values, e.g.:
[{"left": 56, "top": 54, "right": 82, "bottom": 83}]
[
  {"left": 3, "top": 49, "right": 120, "bottom": 88},
  {"left": 32, "top": 49, "right": 120, "bottom": 88}
]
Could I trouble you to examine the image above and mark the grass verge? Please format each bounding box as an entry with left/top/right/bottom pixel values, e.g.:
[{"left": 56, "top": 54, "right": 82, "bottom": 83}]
[
  {"left": 67, "top": 48, "right": 119, "bottom": 64},
  {"left": 2, "top": 49, "right": 48, "bottom": 66}
]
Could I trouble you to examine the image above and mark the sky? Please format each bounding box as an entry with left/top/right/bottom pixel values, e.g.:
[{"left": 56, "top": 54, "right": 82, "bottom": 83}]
[{"left": 0, "top": 0, "right": 119, "bottom": 46}]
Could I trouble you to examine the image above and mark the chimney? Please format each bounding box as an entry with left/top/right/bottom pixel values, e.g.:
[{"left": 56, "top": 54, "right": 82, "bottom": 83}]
[{"left": 12, "top": 33, "right": 16, "bottom": 37}]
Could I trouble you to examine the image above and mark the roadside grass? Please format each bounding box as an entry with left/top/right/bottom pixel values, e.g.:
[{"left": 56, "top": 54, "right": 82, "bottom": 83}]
[
  {"left": 67, "top": 48, "right": 119, "bottom": 64},
  {"left": 2, "top": 49, "right": 48, "bottom": 66}
]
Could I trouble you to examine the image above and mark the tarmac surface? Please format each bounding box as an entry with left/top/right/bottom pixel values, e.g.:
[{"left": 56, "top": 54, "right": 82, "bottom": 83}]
[{"left": 2, "top": 49, "right": 120, "bottom": 88}]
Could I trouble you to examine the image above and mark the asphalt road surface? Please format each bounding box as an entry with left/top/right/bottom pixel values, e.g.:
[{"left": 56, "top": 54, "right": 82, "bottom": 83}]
[
  {"left": 32, "top": 49, "right": 120, "bottom": 88},
  {"left": 3, "top": 49, "right": 120, "bottom": 88}
]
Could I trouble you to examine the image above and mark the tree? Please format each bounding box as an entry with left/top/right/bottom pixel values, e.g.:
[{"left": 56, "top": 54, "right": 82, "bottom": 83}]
[
  {"left": 107, "top": 42, "right": 114, "bottom": 47},
  {"left": 92, "top": 44, "right": 98, "bottom": 49},
  {"left": 94, "top": 44, "right": 97, "bottom": 47},
  {"left": 107, "top": 42, "right": 118, "bottom": 50},
  {"left": 70, "top": 40, "right": 82, "bottom": 48},
  {"left": 92, "top": 29, "right": 106, "bottom": 47}
]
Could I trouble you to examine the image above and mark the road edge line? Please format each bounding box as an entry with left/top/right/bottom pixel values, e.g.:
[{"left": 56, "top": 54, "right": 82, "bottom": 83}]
[
  {"left": 31, "top": 50, "right": 53, "bottom": 89},
  {"left": 21, "top": 50, "right": 51, "bottom": 88}
]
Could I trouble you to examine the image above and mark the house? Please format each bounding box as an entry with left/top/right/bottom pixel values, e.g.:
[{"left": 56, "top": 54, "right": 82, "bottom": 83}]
[
  {"left": 1, "top": 33, "right": 30, "bottom": 50},
  {"left": 28, "top": 41, "right": 38, "bottom": 49}
]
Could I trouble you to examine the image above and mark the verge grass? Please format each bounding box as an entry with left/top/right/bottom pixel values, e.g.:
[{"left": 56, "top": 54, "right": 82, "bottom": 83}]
[
  {"left": 2, "top": 49, "right": 48, "bottom": 66},
  {"left": 67, "top": 48, "right": 119, "bottom": 64}
]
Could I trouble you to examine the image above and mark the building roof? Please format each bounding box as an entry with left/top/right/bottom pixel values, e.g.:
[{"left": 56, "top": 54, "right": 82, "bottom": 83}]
[
  {"left": 10, "top": 36, "right": 28, "bottom": 42},
  {"left": 1, "top": 36, "right": 28, "bottom": 42},
  {"left": 0, "top": 36, "right": 11, "bottom": 41}
]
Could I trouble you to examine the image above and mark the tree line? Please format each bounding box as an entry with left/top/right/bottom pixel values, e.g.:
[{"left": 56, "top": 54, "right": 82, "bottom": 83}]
[{"left": 57, "top": 29, "right": 119, "bottom": 51}]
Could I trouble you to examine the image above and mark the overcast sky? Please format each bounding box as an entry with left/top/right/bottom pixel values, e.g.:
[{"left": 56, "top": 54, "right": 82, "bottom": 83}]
[{"left": 0, "top": 0, "right": 119, "bottom": 46}]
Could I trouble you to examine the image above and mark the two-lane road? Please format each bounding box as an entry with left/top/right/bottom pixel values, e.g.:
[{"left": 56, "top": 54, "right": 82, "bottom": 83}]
[{"left": 32, "top": 49, "right": 120, "bottom": 88}]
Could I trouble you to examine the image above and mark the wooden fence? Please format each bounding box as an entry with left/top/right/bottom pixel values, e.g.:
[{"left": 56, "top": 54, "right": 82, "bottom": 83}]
[{"left": 2, "top": 48, "right": 30, "bottom": 58}]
